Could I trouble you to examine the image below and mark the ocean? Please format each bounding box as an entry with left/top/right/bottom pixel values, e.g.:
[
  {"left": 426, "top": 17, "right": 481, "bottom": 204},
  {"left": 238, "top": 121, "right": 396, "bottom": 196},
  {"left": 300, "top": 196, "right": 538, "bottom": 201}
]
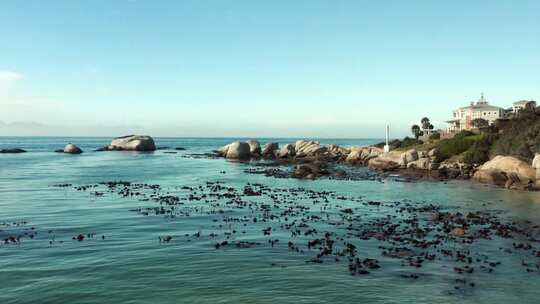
[{"left": 1, "top": 137, "right": 539, "bottom": 304}]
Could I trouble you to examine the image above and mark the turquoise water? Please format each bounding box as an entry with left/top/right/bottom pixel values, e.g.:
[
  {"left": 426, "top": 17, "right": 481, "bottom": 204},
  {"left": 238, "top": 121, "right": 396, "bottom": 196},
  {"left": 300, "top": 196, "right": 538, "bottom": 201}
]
[{"left": 1, "top": 137, "right": 539, "bottom": 304}]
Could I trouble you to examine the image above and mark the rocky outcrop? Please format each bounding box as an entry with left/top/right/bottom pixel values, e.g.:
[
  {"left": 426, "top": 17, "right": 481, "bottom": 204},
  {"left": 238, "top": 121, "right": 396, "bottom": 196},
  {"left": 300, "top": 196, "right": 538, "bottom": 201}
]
[
  {"left": 533, "top": 154, "right": 540, "bottom": 188},
  {"left": 225, "top": 141, "right": 251, "bottom": 159},
  {"left": 401, "top": 149, "right": 419, "bottom": 165},
  {"left": 101, "top": 135, "right": 156, "bottom": 151},
  {"left": 63, "top": 144, "right": 83, "bottom": 154},
  {"left": 473, "top": 155, "right": 536, "bottom": 189},
  {"left": 262, "top": 142, "right": 279, "bottom": 159},
  {"left": 246, "top": 140, "right": 261, "bottom": 155},
  {"left": 278, "top": 144, "right": 295, "bottom": 158},
  {"left": 368, "top": 151, "right": 402, "bottom": 171},
  {"left": 345, "top": 146, "right": 383, "bottom": 165},
  {"left": 295, "top": 140, "right": 327, "bottom": 157},
  {"left": 0, "top": 148, "right": 26, "bottom": 153}
]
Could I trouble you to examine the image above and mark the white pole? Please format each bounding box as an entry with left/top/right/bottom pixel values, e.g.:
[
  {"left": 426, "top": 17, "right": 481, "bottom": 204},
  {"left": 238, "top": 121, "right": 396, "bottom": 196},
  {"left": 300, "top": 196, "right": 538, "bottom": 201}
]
[{"left": 384, "top": 125, "right": 390, "bottom": 153}]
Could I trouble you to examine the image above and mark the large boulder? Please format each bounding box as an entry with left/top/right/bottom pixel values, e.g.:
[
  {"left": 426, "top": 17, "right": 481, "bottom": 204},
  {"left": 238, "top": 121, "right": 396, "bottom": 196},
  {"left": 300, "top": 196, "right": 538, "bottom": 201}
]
[
  {"left": 278, "top": 144, "right": 296, "bottom": 158},
  {"left": 295, "top": 140, "right": 327, "bottom": 157},
  {"left": 262, "top": 142, "right": 279, "bottom": 159},
  {"left": 407, "top": 158, "right": 430, "bottom": 170},
  {"left": 403, "top": 149, "right": 419, "bottom": 163},
  {"left": 428, "top": 148, "right": 444, "bottom": 162},
  {"left": 63, "top": 144, "right": 83, "bottom": 154},
  {"left": 0, "top": 148, "right": 26, "bottom": 153},
  {"left": 368, "top": 151, "right": 402, "bottom": 171},
  {"left": 225, "top": 141, "right": 251, "bottom": 159},
  {"left": 105, "top": 135, "right": 156, "bottom": 151},
  {"left": 216, "top": 144, "right": 230, "bottom": 157},
  {"left": 246, "top": 140, "right": 261, "bottom": 155},
  {"left": 345, "top": 150, "right": 363, "bottom": 165},
  {"left": 533, "top": 154, "right": 540, "bottom": 188},
  {"left": 473, "top": 155, "right": 535, "bottom": 188}
]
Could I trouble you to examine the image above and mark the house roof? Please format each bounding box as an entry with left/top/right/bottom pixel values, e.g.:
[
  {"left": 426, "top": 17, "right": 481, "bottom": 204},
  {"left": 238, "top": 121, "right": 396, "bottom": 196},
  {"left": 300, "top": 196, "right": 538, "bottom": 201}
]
[
  {"left": 457, "top": 103, "right": 504, "bottom": 111},
  {"left": 513, "top": 100, "right": 536, "bottom": 105}
]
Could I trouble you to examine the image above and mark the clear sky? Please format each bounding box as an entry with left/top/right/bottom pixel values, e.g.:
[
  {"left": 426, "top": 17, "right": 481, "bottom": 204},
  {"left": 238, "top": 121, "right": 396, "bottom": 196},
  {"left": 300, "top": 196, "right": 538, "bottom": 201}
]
[{"left": 1, "top": 0, "right": 539, "bottom": 137}]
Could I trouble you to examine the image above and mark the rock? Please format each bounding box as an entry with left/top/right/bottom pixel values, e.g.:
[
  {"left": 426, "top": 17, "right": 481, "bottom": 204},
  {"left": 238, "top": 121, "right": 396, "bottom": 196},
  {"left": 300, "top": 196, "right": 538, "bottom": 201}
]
[
  {"left": 345, "top": 150, "right": 363, "bottom": 165},
  {"left": 292, "top": 162, "right": 328, "bottom": 179},
  {"left": 225, "top": 141, "right": 251, "bottom": 159},
  {"left": 450, "top": 228, "right": 466, "bottom": 237},
  {"left": 278, "top": 144, "right": 296, "bottom": 158},
  {"left": 216, "top": 144, "right": 230, "bottom": 157},
  {"left": 262, "top": 142, "right": 279, "bottom": 159},
  {"left": 246, "top": 140, "right": 261, "bottom": 155},
  {"left": 104, "top": 135, "right": 156, "bottom": 151},
  {"left": 428, "top": 148, "right": 443, "bottom": 162},
  {"left": 327, "top": 144, "right": 350, "bottom": 157},
  {"left": 403, "top": 149, "right": 419, "bottom": 163},
  {"left": 63, "top": 144, "right": 83, "bottom": 154},
  {"left": 295, "top": 140, "right": 327, "bottom": 157},
  {"left": 532, "top": 153, "right": 540, "bottom": 169},
  {"left": 0, "top": 148, "right": 26, "bottom": 153},
  {"left": 368, "top": 151, "right": 402, "bottom": 171},
  {"left": 346, "top": 146, "right": 383, "bottom": 164},
  {"left": 533, "top": 154, "right": 540, "bottom": 188},
  {"left": 473, "top": 155, "right": 535, "bottom": 187},
  {"left": 406, "top": 158, "right": 430, "bottom": 170},
  {"left": 175, "top": 147, "right": 186, "bottom": 150},
  {"left": 334, "top": 169, "right": 347, "bottom": 177}
]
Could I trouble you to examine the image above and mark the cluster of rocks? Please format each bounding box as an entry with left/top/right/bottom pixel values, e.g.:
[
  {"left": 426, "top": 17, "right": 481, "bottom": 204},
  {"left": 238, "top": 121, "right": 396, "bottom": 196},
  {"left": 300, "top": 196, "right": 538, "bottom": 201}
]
[
  {"left": 1, "top": 135, "right": 157, "bottom": 155},
  {"left": 216, "top": 140, "right": 353, "bottom": 179},
  {"left": 215, "top": 139, "right": 540, "bottom": 190},
  {"left": 216, "top": 140, "right": 348, "bottom": 161}
]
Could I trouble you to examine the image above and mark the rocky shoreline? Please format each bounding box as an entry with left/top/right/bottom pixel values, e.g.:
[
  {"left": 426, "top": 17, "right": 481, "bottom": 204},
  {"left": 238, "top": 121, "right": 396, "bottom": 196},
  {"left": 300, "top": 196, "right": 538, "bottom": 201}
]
[
  {"left": 216, "top": 139, "right": 540, "bottom": 191},
  {"left": 3, "top": 135, "right": 539, "bottom": 191}
]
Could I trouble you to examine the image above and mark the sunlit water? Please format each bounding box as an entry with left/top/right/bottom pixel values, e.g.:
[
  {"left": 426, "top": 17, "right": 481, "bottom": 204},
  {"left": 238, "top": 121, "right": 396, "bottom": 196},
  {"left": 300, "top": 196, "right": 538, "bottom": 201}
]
[{"left": 1, "top": 137, "right": 539, "bottom": 304}]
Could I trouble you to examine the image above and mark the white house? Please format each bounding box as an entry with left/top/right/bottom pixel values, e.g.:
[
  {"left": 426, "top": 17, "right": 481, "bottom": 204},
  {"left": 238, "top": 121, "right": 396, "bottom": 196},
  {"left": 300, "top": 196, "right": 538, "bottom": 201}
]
[
  {"left": 512, "top": 100, "right": 536, "bottom": 113},
  {"left": 446, "top": 94, "right": 504, "bottom": 132}
]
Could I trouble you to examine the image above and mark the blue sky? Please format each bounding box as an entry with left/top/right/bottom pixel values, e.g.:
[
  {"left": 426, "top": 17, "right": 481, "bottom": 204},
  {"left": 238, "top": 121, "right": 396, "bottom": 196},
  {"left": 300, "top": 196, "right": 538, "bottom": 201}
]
[{"left": 1, "top": 0, "right": 539, "bottom": 137}]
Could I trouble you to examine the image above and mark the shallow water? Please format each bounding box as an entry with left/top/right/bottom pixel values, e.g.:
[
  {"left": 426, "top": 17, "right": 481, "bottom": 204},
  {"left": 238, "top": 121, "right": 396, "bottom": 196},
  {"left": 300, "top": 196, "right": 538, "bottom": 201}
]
[{"left": 1, "top": 137, "right": 539, "bottom": 304}]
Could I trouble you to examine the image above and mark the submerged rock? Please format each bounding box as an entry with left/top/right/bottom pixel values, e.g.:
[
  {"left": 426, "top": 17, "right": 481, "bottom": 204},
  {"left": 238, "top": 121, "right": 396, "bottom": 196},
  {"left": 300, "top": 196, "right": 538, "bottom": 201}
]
[{"left": 0, "top": 148, "right": 27, "bottom": 153}]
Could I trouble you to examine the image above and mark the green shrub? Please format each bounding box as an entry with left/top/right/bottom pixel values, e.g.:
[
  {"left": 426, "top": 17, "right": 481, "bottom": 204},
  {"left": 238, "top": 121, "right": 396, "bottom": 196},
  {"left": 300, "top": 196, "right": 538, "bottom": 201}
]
[
  {"left": 401, "top": 137, "right": 422, "bottom": 148},
  {"left": 436, "top": 135, "right": 480, "bottom": 160},
  {"left": 454, "top": 130, "right": 475, "bottom": 138},
  {"left": 490, "top": 109, "right": 540, "bottom": 161},
  {"left": 462, "top": 134, "right": 498, "bottom": 164},
  {"left": 374, "top": 137, "right": 422, "bottom": 150}
]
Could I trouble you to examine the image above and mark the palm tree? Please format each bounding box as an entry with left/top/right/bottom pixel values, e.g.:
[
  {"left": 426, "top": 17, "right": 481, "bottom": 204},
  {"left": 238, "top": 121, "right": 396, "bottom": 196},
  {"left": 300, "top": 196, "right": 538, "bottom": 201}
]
[
  {"left": 411, "top": 124, "right": 421, "bottom": 139},
  {"left": 421, "top": 117, "right": 431, "bottom": 135}
]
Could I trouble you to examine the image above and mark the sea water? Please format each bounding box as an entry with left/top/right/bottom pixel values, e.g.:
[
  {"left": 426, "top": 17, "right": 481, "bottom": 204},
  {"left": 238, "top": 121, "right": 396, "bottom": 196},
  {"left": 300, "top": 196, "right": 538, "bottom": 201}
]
[{"left": 1, "top": 137, "right": 539, "bottom": 304}]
